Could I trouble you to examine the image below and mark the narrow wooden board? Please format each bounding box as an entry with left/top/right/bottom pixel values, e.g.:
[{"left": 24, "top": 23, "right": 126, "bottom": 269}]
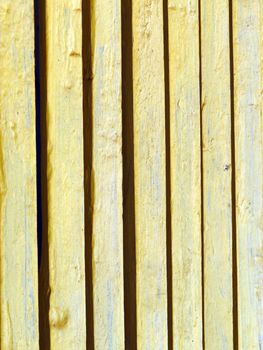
[
  {"left": 168, "top": 1, "right": 202, "bottom": 348},
  {"left": 233, "top": 1, "right": 263, "bottom": 348},
  {"left": 133, "top": 0, "right": 168, "bottom": 348},
  {"left": 45, "top": 0, "right": 86, "bottom": 348},
  {"left": 0, "top": 0, "right": 39, "bottom": 348},
  {"left": 201, "top": 0, "right": 233, "bottom": 348},
  {"left": 91, "top": 0, "right": 125, "bottom": 348}
]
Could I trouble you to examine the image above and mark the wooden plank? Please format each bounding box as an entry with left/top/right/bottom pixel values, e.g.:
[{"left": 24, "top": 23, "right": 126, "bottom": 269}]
[
  {"left": 232, "top": 1, "right": 263, "bottom": 348},
  {"left": 45, "top": 0, "right": 86, "bottom": 348},
  {"left": 201, "top": 0, "right": 233, "bottom": 348},
  {"left": 91, "top": 0, "right": 125, "bottom": 348},
  {"left": 168, "top": 1, "right": 202, "bottom": 348},
  {"left": 0, "top": 0, "right": 39, "bottom": 348},
  {"left": 132, "top": 0, "right": 168, "bottom": 348}
]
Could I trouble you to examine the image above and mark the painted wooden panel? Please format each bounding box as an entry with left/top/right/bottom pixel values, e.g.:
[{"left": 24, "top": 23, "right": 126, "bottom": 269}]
[
  {"left": 132, "top": 0, "right": 168, "bottom": 348},
  {"left": 0, "top": 1, "right": 262, "bottom": 349},
  {"left": 91, "top": 0, "right": 125, "bottom": 349},
  {"left": 168, "top": 1, "right": 202, "bottom": 348},
  {"left": 233, "top": 1, "right": 263, "bottom": 349},
  {"left": 0, "top": 0, "right": 39, "bottom": 348},
  {"left": 201, "top": 0, "right": 233, "bottom": 348},
  {"left": 45, "top": 0, "right": 86, "bottom": 348}
]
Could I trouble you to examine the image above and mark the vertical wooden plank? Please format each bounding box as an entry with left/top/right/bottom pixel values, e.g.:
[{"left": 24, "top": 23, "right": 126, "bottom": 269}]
[
  {"left": 133, "top": 0, "right": 168, "bottom": 348},
  {"left": 0, "top": 0, "right": 39, "bottom": 348},
  {"left": 201, "top": 0, "right": 233, "bottom": 348},
  {"left": 168, "top": 1, "right": 202, "bottom": 348},
  {"left": 233, "top": 1, "right": 263, "bottom": 348},
  {"left": 46, "top": 0, "right": 86, "bottom": 348},
  {"left": 91, "top": 0, "right": 125, "bottom": 348}
]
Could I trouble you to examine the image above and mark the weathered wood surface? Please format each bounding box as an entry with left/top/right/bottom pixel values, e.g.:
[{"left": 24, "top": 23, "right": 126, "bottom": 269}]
[
  {"left": 0, "top": 0, "right": 39, "bottom": 348},
  {"left": 201, "top": 0, "right": 233, "bottom": 348},
  {"left": 91, "top": 0, "right": 125, "bottom": 349},
  {"left": 233, "top": 1, "right": 263, "bottom": 348},
  {"left": 133, "top": 0, "right": 168, "bottom": 348},
  {"left": 168, "top": 1, "right": 202, "bottom": 348},
  {"left": 0, "top": 1, "right": 262, "bottom": 349},
  {"left": 45, "top": 0, "right": 86, "bottom": 348}
]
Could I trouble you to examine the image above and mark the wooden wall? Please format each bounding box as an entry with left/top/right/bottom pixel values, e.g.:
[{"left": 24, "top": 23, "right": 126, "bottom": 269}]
[{"left": 0, "top": 0, "right": 262, "bottom": 349}]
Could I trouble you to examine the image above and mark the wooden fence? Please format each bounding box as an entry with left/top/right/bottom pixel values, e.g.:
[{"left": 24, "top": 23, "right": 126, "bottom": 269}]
[{"left": 0, "top": 0, "right": 262, "bottom": 349}]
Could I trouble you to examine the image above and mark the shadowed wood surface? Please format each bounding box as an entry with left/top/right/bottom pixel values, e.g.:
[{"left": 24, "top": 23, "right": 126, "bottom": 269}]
[{"left": 0, "top": 1, "right": 262, "bottom": 349}]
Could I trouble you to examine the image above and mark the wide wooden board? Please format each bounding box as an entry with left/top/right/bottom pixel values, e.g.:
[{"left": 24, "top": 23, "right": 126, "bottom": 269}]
[
  {"left": 168, "top": 1, "right": 202, "bottom": 348},
  {"left": 45, "top": 0, "right": 86, "bottom": 348},
  {"left": 0, "top": 0, "right": 39, "bottom": 348},
  {"left": 133, "top": 0, "right": 168, "bottom": 348}
]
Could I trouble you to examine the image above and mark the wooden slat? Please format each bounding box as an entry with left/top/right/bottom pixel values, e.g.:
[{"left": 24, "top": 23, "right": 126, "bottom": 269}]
[
  {"left": 91, "top": 0, "right": 125, "bottom": 348},
  {"left": 45, "top": 0, "right": 86, "bottom": 348},
  {"left": 233, "top": 1, "right": 263, "bottom": 348},
  {"left": 0, "top": 0, "right": 39, "bottom": 348},
  {"left": 133, "top": 0, "right": 168, "bottom": 348},
  {"left": 201, "top": 0, "right": 233, "bottom": 348},
  {"left": 168, "top": 1, "right": 202, "bottom": 348}
]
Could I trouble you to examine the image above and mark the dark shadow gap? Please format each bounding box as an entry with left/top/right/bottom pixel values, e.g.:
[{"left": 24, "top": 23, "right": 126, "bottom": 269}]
[
  {"left": 163, "top": 1, "right": 173, "bottom": 348},
  {"left": 34, "top": 0, "right": 42, "bottom": 271},
  {"left": 198, "top": 0, "right": 205, "bottom": 348},
  {"left": 228, "top": 1, "right": 239, "bottom": 349},
  {"left": 121, "top": 0, "right": 137, "bottom": 348},
  {"left": 34, "top": 0, "right": 51, "bottom": 348},
  {"left": 82, "top": 0, "right": 95, "bottom": 348}
]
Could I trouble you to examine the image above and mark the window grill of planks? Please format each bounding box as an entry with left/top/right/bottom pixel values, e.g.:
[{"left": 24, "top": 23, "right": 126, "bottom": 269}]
[{"left": 0, "top": 0, "right": 262, "bottom": 349}]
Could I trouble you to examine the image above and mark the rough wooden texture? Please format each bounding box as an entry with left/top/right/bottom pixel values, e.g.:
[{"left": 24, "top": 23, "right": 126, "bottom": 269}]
[
  {"left": 45, "top": 0, "right": 86, "bottom": 348},
  {"left": 0, "top": 0, "right": 39, "bottom": 348},
  {"left": 91, "top": 0, "right": 125, "bottom": 349},
  {"left": 233, "top": 1, "right": 263, "bottom": 348},
  {"left": 1, "top": 1, "right": 263, "bottom": 348},
  {"left": 201, "top": 0, "right": 233, "bottom": 348},
  {"left": 133, "top": 0, "right": 168, "bottom": 348},
  {"left": 168, "top": 1, "right": 202, "bottom": 348}
]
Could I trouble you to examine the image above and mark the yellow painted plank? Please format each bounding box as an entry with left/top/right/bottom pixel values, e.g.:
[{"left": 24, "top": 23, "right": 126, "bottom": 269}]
[
  {"left": 232, "top": 1, "right": 263, "bottom": 348},
  {"left": 201, "top": 0, "right": 233, "bottom": 348},
  {"left": 133, "top": 0, "right": 167, "bottom": 348},
  {"left": 46, "top": 0, "right": 86, "bottom": 348},
  {"left": 91, "top": 0, "right": 125, "bottom": 348},
  {"left": 168, "top": 1, "right": 202, "bottom": 348},
  {"left": 0, "top": 0, "right": 39, "bottom": 348}
]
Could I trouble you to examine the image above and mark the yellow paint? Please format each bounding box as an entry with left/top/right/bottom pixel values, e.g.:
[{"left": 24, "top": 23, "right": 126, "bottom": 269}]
[
  {"left": 0, "top": 0, "right": 39, "bottom": 348},
  {"left": 233, "top": 1, "right": 263, "bottom": 348},
  {"left": 133, "top": 0, "right": 168, "bottom": 348},
  {"left": 46, "top": 0, "right": 86, "bottom": 348},
  {"left": 91, "top": 0, "right": 125, "bottom": 349},
  {"left": 0, "top": 1, "right": 262, "bottom": 348},
  {"left": 168, "top": 1, "right": 202, "bottom": 348},
  {"left": 201, "top": 0, "right": 233, "bottom": 348}
]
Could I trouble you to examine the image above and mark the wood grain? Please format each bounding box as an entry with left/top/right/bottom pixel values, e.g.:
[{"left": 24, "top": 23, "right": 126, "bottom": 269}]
[
  {"left": 201, "top": 0, "right": 233, "bottom": 348},
  {"left": 45, "top": 0, "right": 86, "bottom": 348},
  {"left": 168, "top": 1, "right": 202, "bottom": 348},
  {"left": 233, "top": 1, "right": 263, "bottom": 348},
  {"left": 133, "top": 0, "right": 168, "bottom": 348},
  {"left": 0, "top": 0, "right": 39, "bottom": 348},
  {"left": 91, "top": 0, "right": 125, "bottom": 348}
]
